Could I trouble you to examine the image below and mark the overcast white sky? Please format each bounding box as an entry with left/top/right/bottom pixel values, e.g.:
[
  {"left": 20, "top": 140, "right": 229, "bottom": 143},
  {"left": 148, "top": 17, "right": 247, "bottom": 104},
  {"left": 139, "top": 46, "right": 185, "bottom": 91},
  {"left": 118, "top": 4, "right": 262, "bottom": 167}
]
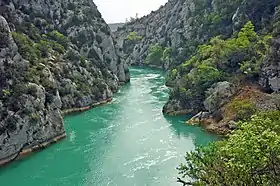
[{"left": 94, "top": 0, "right": 168, "bottom": 23}]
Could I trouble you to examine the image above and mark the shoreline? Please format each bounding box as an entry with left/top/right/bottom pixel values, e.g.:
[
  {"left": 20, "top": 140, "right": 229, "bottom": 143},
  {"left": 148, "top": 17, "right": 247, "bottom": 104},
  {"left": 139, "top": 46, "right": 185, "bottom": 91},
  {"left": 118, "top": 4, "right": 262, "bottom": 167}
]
[
  {"left": 0, "top": 98, "right": 114, "bottom": 167},
  {"left": 0, "top": 132, "right": 66, "bottom": 167},
  {"left": 61, "top": 98, "right": 113, "bottom": 116}
]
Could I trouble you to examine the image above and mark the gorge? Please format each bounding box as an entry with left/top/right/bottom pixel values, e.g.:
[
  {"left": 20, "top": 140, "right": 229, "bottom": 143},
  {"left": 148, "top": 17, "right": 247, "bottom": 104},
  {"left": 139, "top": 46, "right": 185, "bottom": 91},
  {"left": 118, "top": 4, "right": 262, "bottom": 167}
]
[
  {"left": 1, "top": 0, "right": 280, "bottom": 185},
  {"left": 0, "top": 67, "right": 217, "bottom": 186}
]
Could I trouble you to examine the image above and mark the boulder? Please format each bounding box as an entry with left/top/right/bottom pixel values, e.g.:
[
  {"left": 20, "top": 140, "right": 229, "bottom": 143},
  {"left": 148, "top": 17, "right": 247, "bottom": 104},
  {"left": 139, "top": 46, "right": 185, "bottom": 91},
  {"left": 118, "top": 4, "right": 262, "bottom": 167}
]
[
  {"left": 204, "top": 81, "right": 236, "bottom": 113},
  {"left": 188, "top": 112, "right": 211, "bottom": 125}
]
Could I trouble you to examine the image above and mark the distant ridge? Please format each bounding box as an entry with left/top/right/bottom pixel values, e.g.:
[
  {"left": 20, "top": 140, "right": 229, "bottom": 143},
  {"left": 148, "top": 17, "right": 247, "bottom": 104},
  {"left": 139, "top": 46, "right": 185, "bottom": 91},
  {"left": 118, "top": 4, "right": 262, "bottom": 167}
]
[{"left": 109, "top": 23, "right": 125, "bottom": 32}]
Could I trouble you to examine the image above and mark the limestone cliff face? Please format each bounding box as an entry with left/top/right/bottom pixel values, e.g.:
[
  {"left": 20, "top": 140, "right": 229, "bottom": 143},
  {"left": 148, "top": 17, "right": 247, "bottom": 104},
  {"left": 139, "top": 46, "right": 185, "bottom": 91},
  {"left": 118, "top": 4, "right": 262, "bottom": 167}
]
[
  {"left": 115, "top": 0, "right": 278, "bottom": 115},
  {"left": 115, "top": 0, "right": 194, "bottom": 67},
  {"left": 0, "top": 0, "right": 130, "bottom": 164},
  {"left": 114, "top": 0, "right": 280, "bottom": 134},
  {"left": 115, "top": 0, "right": 276, "bottom": 68}
]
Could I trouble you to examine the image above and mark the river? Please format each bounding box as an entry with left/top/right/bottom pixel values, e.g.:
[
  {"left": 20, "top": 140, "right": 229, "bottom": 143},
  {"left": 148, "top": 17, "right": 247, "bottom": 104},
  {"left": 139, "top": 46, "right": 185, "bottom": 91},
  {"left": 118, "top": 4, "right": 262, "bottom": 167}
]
[{"left": 0, "top": 67, "right": 217, "bottom": 186}]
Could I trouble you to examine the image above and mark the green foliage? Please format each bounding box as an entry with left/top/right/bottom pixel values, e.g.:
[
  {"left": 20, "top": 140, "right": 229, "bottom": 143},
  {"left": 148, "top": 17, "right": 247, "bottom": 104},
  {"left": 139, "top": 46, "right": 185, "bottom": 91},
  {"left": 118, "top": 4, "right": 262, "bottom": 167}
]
[
  {"left": 144, "top": 44, "right": 164, "bottom": 65},
  {"left": 2, "top": 89, "right": 12, "bottom": 96},
  {"left": 169, "top": 22, "right": 271, "bottom": 104},
  {"left": 190, "top": 65, "right": 222, "bottom": 90},
  {"left": 65, "top": 50, "right": 81, "bottom": 61},
  {"left": 127, "top": 32, "right": 143, "bottom": 41},
  {"left": 168, "top": 69, "right": 178, "bottom": 82},
  {"left": 162, "top": 47, "right": 172, "bottom": 61},
  {"left": 12, "top": 30, "right": 67, "bottom": 65},
  {"left": 230, "top": 99, "right": 257, "bottom": 121},
  {"left": 30, "top": 113, "right": 41, "bottom": 123},
  {"left": 80, "top": 55, "right": 88, "bottom": 67},
  {"left": 178, "top": 111, "right": 280, "bottom": 185},
  {"left": 12, "top": 32, "right": 40, "bottom": 65},
  {"left": 47, "top": 30, "right": 69, "bottom": 49}
]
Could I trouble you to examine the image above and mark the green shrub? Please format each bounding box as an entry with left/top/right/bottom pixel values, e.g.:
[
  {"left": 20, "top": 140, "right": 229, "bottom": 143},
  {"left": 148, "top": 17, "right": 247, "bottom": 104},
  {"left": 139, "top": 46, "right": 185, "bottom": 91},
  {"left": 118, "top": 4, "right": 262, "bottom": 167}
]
[
  {"left": 80, "top": 55, "right": 88, "bottom": 67},
  {"left": 12, "top": 32, "right": 40, "bottom": 64},
  {"left": 178, "top": 111, "right": 280, "bottom": 185},
  {"left": 35, "top": 40, "right": 51, "bottom": 58},
  {"left": 30, "top": 113, "right": 41, "bottom": 123},
  {"left": 145, "top": 44, "right": 164, "bottom": 65},
  {"left": 168, "top": 69, "right": 178, "bottom": 82},
  {"left": 47, "top": 30, "right": 69, "bottom": 49},
  {"left": 171, "top": 22, "right": 272, "bottom": 107},
  {"left": 230, "top": 98, "right": 257, "bottom": 121},
  {"left": 65, "top": 50, "right": 80, "bottom": 61},
  {"left": 190, "top": 64, "right": 222, "bottom": 91},
  {"left": 162, "top": 47, "right": 172, "bottom": 61},
  {"left": 127, "top": 32, "right": 143, "bottom": 41},
  {"left": 2, "top": 89, "right": 12, "bottom": 96}
]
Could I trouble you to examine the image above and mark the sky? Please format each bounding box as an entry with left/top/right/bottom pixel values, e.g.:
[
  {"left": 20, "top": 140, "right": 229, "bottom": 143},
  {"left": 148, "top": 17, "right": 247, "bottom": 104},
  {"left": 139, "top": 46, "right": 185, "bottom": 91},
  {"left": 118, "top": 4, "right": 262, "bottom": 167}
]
[{"left": 94, "top": 0, "right": 168, "bottom": 23}]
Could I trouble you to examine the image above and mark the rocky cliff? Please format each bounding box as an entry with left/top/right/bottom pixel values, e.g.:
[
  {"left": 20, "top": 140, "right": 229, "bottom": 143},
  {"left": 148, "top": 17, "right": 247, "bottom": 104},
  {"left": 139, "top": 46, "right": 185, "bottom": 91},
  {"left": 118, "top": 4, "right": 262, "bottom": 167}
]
[
  {"left": 109, "top": 23, "right": 125, "bottom": 32},
  {"left": 115, "top": 0, "right": 276, "bottom": 68},
  {"left": 115, "top": 0, "right": 280, "bottom": 134},
  {"left": 0, "top": 0, "right": 129, "bottom": 165}
]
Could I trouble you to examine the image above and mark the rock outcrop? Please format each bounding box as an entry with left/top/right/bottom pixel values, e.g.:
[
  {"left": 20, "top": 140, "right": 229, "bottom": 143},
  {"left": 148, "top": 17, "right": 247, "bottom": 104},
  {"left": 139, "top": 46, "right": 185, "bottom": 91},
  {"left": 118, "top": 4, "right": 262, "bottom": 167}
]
[
  {"left": 114, "top": 0, "right": 280, "bottom": 134},
  {"left": 114, "top": 0, "right": 276, "bottom": 68},
  {"left": 0, "top": 0, "right": 129, "bottom": 165},
  {"left": 260, "top": 37, "right": 280, "bottom": 93},
  {"left": 188, "top": 85, "right": 280, "bottom": 134},
  {"left": 204, "top": 81, "right": 237, "bottom": 113}
]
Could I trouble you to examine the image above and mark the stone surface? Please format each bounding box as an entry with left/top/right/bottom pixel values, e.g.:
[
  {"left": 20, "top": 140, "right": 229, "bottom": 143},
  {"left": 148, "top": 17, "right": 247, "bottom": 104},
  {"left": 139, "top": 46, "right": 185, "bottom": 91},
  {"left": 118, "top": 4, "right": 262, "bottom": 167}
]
[
  {"left": 204, "top": 81, "right": 236, "bottom": 113},
  {"left": 260, "top": 38, "right": 280, "bottom": 93},
  {"left": 188, "top": 112, "right": 210, "bottom": 125},
  {"left": 0, "top": 0, "right": 130, "bottom": 163}
]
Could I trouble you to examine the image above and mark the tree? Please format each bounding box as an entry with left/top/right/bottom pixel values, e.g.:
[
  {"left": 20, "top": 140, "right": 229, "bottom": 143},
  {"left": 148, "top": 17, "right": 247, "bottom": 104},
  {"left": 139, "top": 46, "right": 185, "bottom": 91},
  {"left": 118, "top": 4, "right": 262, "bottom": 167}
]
[
  {"left": 177, "top": 111, "right": 280, "bottom": 185},
  {"left": 144, "top": 44, "right": 164, "bottom": 65},
  {"left": 47, "top": 30, "right": 69, "bottom": 49}
]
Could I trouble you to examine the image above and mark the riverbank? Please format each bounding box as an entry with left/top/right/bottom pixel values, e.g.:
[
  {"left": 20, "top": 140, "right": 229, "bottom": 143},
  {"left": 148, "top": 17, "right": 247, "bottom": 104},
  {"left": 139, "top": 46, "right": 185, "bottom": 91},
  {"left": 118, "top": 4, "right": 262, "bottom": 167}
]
[
  {"left": 61, "top": 98, "right": 113, "bottom": 116},
  {"left": 0, "top": 67, "right": 218, "bottom": 186},
  {"left": 0, "top": 98, "right": 114, "bottom": 167},
  {"left": 0, "top": 132, "right": 67, "bottom": 167}
]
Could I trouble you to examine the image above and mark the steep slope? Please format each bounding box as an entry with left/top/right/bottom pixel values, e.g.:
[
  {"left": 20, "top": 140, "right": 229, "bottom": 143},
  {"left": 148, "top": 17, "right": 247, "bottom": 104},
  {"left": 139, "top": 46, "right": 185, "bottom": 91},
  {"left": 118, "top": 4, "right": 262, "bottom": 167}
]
[
  {"left": 115, "top": 0, "right": 276, "bottom": 68},
  {"left": 109, "top": 23, "right": 125, "bottom": 32},
  {"left": 114, "top": 0, "right": 280, "bottom": 134},
  {"left": 0, "top": 0, "right": 129, "bottom": 165}
]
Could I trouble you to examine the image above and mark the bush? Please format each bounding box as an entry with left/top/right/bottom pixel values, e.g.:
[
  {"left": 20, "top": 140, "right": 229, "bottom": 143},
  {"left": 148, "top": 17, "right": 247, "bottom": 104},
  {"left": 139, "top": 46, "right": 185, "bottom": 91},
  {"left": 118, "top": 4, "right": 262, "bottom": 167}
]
[
  {"left": 178, "top": 111, "right": 280, "bottom": 185},
  {"left": 47, "top": 30, "right": 69, "bottom": 49},
  {"left": 167, "top": 69, "right": 178, "bottom": 82},
  {"left": 162, "top": 47, "right": 172, "bottom": 61},
  {"left": 127, "top": 32, "right": 143, "bottom": 41},
  {"left": 12, "top": 32, "right": 40, "bottom": 64},
  {"left": 190, "top": 64, "right": 222, "bottom": 90},
  {"left": 230, "top": 99, "right": 257, "bottom": 121},
  {"left": 65, "top": 50, "right": 80, "bottom": 61},
  {"left": 80, "top": 55, "right": 88, "bottom": 67},
  {"left": 170, "top": 22, "right": 271, "bottom": 107},
  {"left": 2, "top": 89, "right": 11, "bottom": 96},
  {"left": 144, "top": 44, "right": 164, "bottom": 65}
]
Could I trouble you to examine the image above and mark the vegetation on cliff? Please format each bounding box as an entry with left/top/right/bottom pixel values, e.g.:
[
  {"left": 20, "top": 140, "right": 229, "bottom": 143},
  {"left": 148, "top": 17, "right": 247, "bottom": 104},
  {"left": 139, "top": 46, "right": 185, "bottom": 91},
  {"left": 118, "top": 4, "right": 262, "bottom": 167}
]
[
  {"left": 0, "top": 0, "right": 129, "bottom": 164},
  {"left": 178, "top": 111, "right": 280, "bottom": 185},
  {"left": 174, "top": 4, "right": 280, "bottom": 186},
  {"left": 167, "top": 21, "right": 271, "bottom": 108},
  {"left": 112, "top": 0, "right": 280, "bottom": 184}
]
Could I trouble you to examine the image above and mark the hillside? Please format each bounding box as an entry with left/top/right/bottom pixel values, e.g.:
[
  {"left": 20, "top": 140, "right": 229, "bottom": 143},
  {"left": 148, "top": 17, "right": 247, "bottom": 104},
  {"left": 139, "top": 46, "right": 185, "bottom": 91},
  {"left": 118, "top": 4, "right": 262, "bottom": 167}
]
[
  {"left": 0, "top": 0, "right": 129, "bottom": 165},
  {"left": 114, "top": 0, "right": 280, "bottom": 133},
  {"left": 114, "top": 0, "right": 280, "bottom": 184},
  {"left": 109, "top": 23, "right": 125, "bottom": 32}
]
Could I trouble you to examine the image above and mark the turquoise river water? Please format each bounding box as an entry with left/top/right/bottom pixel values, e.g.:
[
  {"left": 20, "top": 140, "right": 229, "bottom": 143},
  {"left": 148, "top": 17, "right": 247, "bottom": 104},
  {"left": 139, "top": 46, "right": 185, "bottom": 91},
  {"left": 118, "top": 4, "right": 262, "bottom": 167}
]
[{"left": 0, "top": 67, "right": 217, "bottom": 186}]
